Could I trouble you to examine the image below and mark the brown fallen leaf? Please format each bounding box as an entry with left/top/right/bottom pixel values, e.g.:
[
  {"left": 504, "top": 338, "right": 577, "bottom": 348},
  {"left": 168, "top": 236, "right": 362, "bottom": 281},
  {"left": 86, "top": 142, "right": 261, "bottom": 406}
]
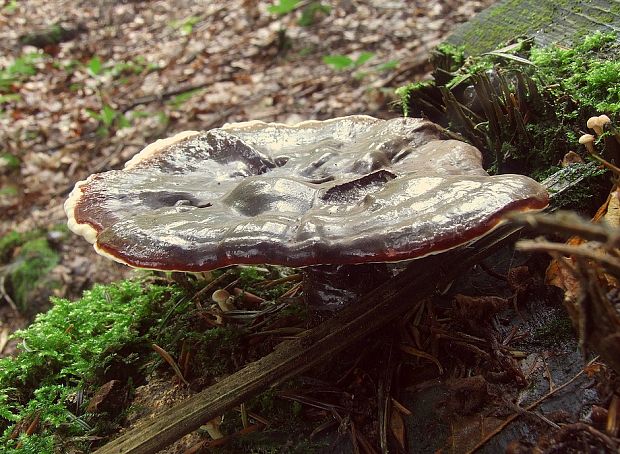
[
  {"left": 390, "top": 406, "right": 406, "bottom": 450},
  {"left": 86, "top": 379, "right": 126, "bottom": 414}
]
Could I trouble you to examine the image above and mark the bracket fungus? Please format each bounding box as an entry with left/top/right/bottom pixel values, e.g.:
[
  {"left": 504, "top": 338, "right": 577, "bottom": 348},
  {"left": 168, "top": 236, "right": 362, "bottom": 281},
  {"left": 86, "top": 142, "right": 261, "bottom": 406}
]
[{"left": 66, "top": 115, "right": 548, "bottom": 308}]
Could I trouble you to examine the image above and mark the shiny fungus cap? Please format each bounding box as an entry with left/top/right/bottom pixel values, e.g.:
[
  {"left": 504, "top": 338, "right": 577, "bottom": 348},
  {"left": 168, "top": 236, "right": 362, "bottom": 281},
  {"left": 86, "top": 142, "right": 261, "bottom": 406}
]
[{"left": 65, "top": 115, "right": 549, "bottom": 271}]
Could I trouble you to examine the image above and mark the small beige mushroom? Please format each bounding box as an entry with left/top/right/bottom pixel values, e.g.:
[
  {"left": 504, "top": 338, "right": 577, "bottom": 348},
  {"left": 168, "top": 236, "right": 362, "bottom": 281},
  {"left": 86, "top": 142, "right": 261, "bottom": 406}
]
[
  {"left": 203, "top": 416, "right": 224, "bottom": 440},
  {"left": 579, "top": 134, "right": 596, "bottom": 154},
  {"left": 561, "top": 151, "right": 584, "bottom": 167},
  {"left": 211, "top": 289, "right": 236, "bottom": 312},
  {"left": 587, "top": 115, "right": 612, "bottom": 137}
]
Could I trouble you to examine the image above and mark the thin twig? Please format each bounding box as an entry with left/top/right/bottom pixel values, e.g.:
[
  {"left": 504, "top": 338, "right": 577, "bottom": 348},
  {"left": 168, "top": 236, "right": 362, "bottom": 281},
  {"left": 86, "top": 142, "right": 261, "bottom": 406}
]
[
  {"left": 0, "top": 273, "right": 20, "bottom": 314},
  {"left": 517, "top": 239, "right": 620, "bottom": 277}
]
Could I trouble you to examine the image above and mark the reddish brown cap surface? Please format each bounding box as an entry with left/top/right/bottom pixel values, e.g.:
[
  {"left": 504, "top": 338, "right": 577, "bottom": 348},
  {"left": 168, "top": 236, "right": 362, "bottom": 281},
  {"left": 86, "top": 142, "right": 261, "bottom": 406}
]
[{"left": 65, "top": 115, "right": 548, "bottom": 271}]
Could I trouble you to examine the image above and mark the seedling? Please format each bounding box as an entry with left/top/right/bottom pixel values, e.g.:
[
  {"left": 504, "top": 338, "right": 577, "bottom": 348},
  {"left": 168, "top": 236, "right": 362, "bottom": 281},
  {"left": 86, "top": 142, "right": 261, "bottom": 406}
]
[
  {"left": 86, "top": 104, "right": 131, "bottom": 136},
  {"left": 166, "top": 88, "right": 204, "bottom": 108},
  {"left": 170, "top": 16, "right": 201, "bottom": 35},
  {"left": 323, "top": 51, "right": 375, "bottom": 71},
  {"left": 87, "top": 56, "right": 103, "bottom": 76},
  {"left": 267, "top": 0, "right": 299, "bottom": 15}
]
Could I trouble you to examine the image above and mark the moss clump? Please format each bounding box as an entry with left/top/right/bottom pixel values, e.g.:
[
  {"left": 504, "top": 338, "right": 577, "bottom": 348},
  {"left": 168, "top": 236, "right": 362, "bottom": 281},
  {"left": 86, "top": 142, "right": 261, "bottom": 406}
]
[
  {"left": 0, "top": 280, "right": 183, "bottom": 453},
  {"left": 532, "top": 311, "right": 576, "bottom": 348},
  {"left": 531, "top": 31, "right": 620, "bottom": 113},
  {"left": 0, "top": 230, "right": 61, "bottom": 314}
]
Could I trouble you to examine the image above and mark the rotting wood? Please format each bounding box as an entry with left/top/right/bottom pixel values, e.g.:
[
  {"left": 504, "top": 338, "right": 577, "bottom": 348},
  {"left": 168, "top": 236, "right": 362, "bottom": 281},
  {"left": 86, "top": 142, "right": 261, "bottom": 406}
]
[{"left": 94, "top": 167, "right": 591, "bottom": 454}]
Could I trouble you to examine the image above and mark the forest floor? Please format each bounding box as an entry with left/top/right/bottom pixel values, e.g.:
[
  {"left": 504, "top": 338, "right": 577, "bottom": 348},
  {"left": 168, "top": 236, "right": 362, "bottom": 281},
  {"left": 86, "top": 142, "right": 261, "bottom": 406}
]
[{"left": 6, "top": 2, "right": 620, "bottom": 454}]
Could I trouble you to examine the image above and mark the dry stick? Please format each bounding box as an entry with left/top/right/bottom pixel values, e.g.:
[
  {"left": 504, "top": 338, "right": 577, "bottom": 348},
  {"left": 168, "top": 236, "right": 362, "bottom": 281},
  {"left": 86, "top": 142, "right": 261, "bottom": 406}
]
[
  {"left": 465, "top": 356, "right": 599, "bottom": 454},
  {"left": 517, "top": 240, "right": 620, "bottom": 278},
  {"left": 94, "top": 224, "right": 522, "bottom": 454}
]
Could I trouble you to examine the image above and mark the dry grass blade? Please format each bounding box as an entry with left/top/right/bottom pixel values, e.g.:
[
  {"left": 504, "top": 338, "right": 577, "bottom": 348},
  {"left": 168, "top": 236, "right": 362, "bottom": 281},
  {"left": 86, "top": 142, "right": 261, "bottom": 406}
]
[
  {"left": 0, "top": 325, "right": 10, "bottom": 355},
  {"left": 517, "top": 240, "right": 620, "bottom": 277},
  {"left": 399, "top": 343, "right": 444, "bottom": 375},
  {"left": 151, "top": 343, "right": 190, "bottom": 386}
]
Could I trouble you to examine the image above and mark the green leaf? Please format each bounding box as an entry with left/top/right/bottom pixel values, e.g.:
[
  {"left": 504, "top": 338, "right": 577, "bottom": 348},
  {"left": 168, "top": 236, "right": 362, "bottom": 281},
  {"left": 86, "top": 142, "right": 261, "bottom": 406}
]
[
  {"left": 0, "top": 93, "right": 21, "bottom": 103},
  {"left": 0, "top": 76, "right": 15, "bottom": 89},
  {"left": 267, "top": 0, "right": 299, "bottom": 15},
  {"left": 131, "top": 109, "right": 152, "bottom": 119},
  {"left": 354, "top": 51, "right": 375, "bottom": 67},
  {"left": 167, "top": 88, "right": 204, "bottom": 107},
  {"left": 7, "top": 54, "right": 40, "bottom": 77},
  {"left": 87, "top": 56, "right": 102, "bottom": 76},
  {"left": 2, "top": 0, "right": 18, "bottom": 13},
  {"left": 298, "top": 2, "right": 331, "bottom": 26},
  {"left": 100, "top": 105, "right": 117, "bottom": 127},
  {"left": 323, "top": 54, "right": 354, "bottom": 70},
  {"left": 117, "top": 114, "right": 131, "bottom": 129},
  {"left": 377, "top": 60, "right": 399, "bottom": 71},
  {"left": 170, "top": 16, "right": 201, "bottom": 35},
  {"left": 0, "top": 153, "right": 20, "bottom": 171},
  {"left": 85, "top": 108, "right": 101, "bottom": 121}
]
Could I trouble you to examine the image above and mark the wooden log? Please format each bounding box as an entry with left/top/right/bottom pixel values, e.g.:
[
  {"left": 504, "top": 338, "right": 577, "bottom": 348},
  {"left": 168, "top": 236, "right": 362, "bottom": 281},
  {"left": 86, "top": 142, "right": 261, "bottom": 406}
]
[{"left": 447, "top": 0, "right": 620, "bottom": 55}]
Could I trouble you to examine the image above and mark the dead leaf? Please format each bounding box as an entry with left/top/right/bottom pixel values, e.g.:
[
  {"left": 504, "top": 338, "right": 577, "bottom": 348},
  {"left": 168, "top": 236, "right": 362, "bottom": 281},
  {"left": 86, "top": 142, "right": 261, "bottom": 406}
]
[
  {"left": 603, "top": 190, "right": 620, "bottom": 227},
  {"left": 390, "top": 406, "right": 406, "bottom": 450}
]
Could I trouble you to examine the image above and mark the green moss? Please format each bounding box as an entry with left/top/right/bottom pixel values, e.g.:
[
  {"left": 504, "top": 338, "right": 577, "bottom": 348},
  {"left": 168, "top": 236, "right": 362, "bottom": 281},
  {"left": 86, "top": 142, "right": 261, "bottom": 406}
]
[
  {"left": 8, "top": 238, "right": 59, "bottom": 311},
  {"left": 0, "top": 230, "right": 62, "bottom": 314},
  {"left": 0, "top": 280, "right": 183, "bottom": 453},
  {"left": 533, "top": 312, "right": 575, "bottom": 347},
  {"left": 531, "top": 31, "right": 620, "bottom": 113},
  {"left": 395, "top": 81, "right": 434, "bottom": 117},
  {"left": 397, "top": 32, "right": 619, "bottom": 189}
]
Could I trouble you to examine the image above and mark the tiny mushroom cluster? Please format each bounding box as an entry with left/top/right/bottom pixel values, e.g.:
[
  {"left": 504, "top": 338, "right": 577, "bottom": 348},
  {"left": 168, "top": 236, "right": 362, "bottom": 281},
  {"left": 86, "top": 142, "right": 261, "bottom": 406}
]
[
  {"left": 580, "top": 114, "right": 620, "bottom": 166},
  {"left": 66, "top": 115, "right": 549, "bottom": 308}
]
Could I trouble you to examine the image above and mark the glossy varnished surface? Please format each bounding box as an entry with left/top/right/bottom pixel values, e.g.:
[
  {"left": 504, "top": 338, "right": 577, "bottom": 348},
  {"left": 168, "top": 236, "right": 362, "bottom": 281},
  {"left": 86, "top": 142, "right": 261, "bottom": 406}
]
[{"left": 65, "top": 116, "right": 549, "bottom": 271}]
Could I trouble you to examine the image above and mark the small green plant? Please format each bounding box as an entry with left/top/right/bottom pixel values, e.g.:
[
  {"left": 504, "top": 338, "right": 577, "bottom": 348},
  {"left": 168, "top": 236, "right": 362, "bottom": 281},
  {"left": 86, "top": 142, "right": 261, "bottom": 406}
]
[
  {"left": 86, "top": 104, "right": 130, "bottom": 135},
  {"left": 297, "top": 2, "right": 331, "bottom": 26},
  {"left": 376, "top": 60, "right": 399, "bottom": 72},
  {"left": 0, "top": 186, "right": 18, "bottom": 197},
  {"left": 87, "top": 56, "right": 103, "bottom": 76},
  {"left": 2, "top": 0, "right": 18, "bottom": 14},
  {"left": 0, "top": 53, "right": 44, "bottom": 91},
  {"left": 0, "top": 153, "right": 20, "bottom": 171},
  {"left": 0, "top": 93, "right": 21, "bottom": 104},
  {"left": 86, "top": 55, "right": 159, "bottom": 80},
  {"left": 323, "top": 52, "right": 375, "bottom": 71},
  {"left": 323, "top": 53, "right": 400, "bottom": 82},
  {"left": 166, "top": 88, "right": 204, "bottom": 108},
  {"left": 170, "top": 16, "right": 201, "bottom": 35},
  {"left": 267, "top": 0, "right": 300, "bottom": 15}
]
